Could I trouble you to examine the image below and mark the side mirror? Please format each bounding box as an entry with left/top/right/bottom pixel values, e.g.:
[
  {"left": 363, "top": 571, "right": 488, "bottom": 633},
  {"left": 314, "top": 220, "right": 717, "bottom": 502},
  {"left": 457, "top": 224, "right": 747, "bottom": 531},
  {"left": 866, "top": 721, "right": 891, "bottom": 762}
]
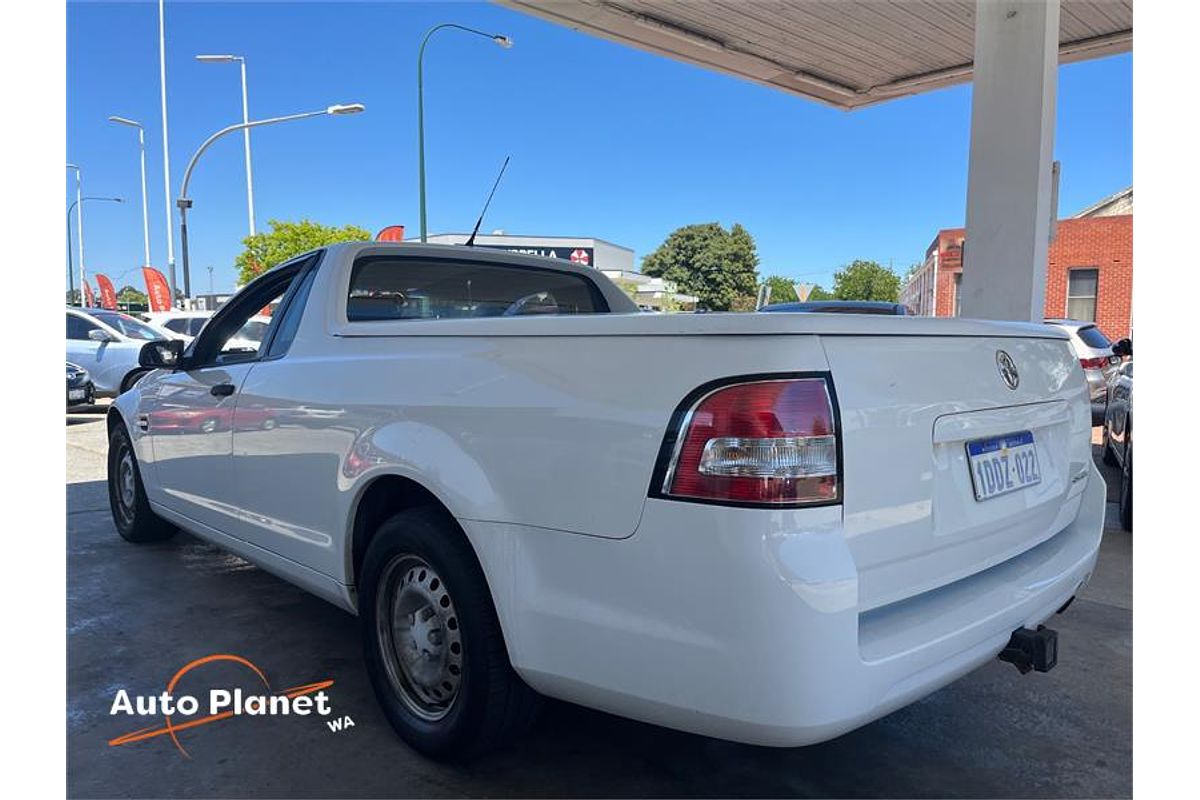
[
  {"left": 139, "top": 339, "right": 185, "bottom": 370},
  {"left": 87, "top": 328, "right": 114, "bottom": 343},
  {"left": 1112, "top": 337, "right": 1132, "bottom": 358}
]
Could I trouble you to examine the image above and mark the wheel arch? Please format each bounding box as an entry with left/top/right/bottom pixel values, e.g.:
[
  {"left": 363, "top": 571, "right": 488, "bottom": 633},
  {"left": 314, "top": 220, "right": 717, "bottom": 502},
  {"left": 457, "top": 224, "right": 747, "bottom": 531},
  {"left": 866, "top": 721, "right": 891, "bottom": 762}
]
[{"left": 346, "top": 472, "right": 470, "bottom": 595}]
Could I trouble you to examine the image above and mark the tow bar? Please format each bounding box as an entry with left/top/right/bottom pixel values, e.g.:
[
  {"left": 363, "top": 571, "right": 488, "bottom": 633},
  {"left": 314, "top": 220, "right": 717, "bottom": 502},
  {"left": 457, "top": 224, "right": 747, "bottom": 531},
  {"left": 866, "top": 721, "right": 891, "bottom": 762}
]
[{"left": 998, "top": 625, "right": 1058, "bottom": 674}]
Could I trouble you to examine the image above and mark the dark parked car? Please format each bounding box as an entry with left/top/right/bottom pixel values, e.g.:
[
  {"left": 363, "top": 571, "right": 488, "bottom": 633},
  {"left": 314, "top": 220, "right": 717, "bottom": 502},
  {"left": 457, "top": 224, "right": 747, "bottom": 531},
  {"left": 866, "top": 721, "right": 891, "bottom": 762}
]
[
  {"left": 67, "top": 362, "right": 94, "bottom": 409},
  {"left": 1102, "top": 338, "right": 1132, "bottom": 531},
  {"left": 760, "top": 300, "right": 913, "bottom": 315}
]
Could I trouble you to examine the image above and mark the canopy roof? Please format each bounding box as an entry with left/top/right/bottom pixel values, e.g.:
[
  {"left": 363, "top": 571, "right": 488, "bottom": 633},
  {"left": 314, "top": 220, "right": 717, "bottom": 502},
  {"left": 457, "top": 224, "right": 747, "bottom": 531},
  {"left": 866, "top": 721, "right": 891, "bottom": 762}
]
[{"left": 500, "top": 1, "right": 1132, "bottom": 109}]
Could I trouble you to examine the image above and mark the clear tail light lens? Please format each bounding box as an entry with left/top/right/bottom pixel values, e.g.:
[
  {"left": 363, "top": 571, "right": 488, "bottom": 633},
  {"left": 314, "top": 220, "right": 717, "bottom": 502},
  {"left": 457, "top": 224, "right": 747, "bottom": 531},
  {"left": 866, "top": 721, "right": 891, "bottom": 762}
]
[{"left": 658, "top": 377, "right": 840, "bottom": 506}]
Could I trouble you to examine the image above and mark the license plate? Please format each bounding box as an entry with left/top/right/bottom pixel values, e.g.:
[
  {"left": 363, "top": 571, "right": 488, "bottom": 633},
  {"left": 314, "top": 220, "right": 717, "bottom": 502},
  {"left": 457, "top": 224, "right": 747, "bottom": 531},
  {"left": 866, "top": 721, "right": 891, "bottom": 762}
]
[
  {"left": 966, "top": 430, "right": 1041, "bottom": 501},
  {"left": 68, "top": 389, "right": 86, "bottom": 401}
]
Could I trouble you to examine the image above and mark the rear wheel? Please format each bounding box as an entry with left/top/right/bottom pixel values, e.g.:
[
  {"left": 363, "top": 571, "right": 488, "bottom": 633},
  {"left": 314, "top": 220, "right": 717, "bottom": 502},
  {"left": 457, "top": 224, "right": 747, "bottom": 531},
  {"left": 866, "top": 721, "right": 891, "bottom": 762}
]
[
  {"left": 360, "top": 507, "right": 540, "bottom": 758},
  {"left": 108, "top": 423, "right": 176, "bottom": 543},
  {"left": 1118, "top": 441, "right": 1132, "bottom": 531}
]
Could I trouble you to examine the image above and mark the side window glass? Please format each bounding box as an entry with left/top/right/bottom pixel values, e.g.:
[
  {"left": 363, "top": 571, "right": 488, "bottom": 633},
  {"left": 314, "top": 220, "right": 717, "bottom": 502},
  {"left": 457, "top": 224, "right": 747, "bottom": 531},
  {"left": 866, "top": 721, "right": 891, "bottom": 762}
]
[
  {"left": 192, "top": 275, "right": 298, "bottom": 367},
  {"left": 67, "top": 314, "right": 94, "bottom": 340},
  {"left": 267, "top": 267, "right": 318, "bottom": 358}
]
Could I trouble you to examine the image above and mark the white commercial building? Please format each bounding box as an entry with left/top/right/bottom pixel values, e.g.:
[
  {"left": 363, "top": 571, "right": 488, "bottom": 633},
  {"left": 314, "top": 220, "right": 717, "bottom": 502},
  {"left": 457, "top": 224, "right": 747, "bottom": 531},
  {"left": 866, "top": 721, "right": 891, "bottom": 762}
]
[
  {"left": 422, "top": 233, "right": 635, "bottom": 272},
  {"left": 423, "top": 232, "right": 697, "bottom": 311}
]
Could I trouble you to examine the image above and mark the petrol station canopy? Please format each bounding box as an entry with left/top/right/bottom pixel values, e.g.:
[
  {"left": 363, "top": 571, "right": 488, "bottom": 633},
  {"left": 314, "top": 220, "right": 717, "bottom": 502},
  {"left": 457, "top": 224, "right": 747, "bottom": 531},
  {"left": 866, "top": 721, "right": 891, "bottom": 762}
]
[{"left": 500, "top": 1, "right": 1132, "bottom": 110}]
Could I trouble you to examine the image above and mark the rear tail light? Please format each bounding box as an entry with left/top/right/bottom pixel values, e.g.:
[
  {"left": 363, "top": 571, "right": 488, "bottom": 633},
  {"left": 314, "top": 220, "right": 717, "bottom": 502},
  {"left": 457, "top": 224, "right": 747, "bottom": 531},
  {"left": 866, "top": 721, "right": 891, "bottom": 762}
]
[
  {"left": 1080, "top": 356, "right": 1108, "bottom": 370},
  {"left": 657, "top": 376, "right": 840, "bottom": 506}
]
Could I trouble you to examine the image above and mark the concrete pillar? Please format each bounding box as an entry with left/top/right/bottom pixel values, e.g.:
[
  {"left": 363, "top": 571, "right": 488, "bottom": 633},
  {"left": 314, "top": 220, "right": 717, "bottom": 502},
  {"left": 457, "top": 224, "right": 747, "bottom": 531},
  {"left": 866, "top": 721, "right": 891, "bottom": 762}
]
[{"left": 960, "top": 0, "right": 1060, "bottom": 321}]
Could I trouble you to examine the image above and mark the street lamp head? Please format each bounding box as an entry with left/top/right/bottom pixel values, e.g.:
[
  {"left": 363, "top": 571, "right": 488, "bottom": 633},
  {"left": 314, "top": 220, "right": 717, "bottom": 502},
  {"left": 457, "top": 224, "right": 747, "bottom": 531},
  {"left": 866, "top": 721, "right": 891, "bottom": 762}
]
[
  {"left": 108, "top": 115, "right": 142, "bottom": 128},
  {"left": 327, "top": 103, "right": 366, "bottom": 115},
  {"left": 493, "top": 34, "right": 514, "bottom": 49},
  {"left": 196, "top": 54, "right": 241, "bottom": 62}
]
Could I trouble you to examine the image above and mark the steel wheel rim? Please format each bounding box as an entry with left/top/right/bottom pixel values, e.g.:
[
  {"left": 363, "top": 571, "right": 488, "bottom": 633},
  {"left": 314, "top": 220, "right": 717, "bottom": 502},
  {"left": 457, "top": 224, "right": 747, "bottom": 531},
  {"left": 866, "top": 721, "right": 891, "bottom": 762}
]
[
  {"left": 115, "top": 448, "right": 136, "bottom": 526},
  {"left": 375, "top": 554, "right": 464, "bottom": 722}
]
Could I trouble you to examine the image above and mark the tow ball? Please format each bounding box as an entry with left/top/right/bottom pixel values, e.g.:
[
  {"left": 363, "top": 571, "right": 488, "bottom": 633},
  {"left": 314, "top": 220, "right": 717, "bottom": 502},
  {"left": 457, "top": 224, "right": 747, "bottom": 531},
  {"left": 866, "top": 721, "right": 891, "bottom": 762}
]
[{"left": 998, "top": 625, "right": 1058, "bottom": 674}]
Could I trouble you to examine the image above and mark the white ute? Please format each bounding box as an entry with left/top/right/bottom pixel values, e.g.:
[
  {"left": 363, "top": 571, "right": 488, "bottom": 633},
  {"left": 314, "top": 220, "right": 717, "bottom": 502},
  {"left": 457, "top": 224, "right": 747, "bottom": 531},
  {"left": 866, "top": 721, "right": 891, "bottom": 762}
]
[{"left": 109, "top": 242, "right": 1104, "bottom": 757}]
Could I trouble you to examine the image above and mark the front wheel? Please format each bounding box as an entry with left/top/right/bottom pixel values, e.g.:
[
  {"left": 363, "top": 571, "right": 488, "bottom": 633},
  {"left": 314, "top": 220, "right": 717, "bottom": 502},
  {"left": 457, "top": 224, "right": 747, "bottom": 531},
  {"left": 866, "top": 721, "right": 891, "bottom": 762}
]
[
  {"left": 108, "top": 423, "right": 176, "bottom": 543},
  {"left": 360, "top": 507, "right": 540, "bottom": 758}
]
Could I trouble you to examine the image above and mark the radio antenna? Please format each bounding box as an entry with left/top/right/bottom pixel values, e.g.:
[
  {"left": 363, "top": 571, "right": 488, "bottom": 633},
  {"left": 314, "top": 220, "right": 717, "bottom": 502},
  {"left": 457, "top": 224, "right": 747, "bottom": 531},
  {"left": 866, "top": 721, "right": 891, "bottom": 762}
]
[{"left": 464, "top": 155, "right": 510, "bottom": 248}]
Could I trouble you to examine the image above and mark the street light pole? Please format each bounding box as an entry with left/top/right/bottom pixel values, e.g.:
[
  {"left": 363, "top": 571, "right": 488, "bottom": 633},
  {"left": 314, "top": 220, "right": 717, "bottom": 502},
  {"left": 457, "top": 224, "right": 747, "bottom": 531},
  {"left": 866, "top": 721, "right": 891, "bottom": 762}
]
[
  {"left": 176, "top": 103, "right": 365, "bottom": 299},
  {"left": 66, "top": 164, "right": 86, "bottom": 305},
  {"left": 417, "top": 24, "right": 512, "bottom": 242},
  {"left": 66, "top": 196, "right": 123, "bottom": 305},
  {"left": 196, "top": 54, "right": 256, "bottom": 236},
  {"left": 108, "top": 116, "right": 152, "bottom": 267},
  {"left": 158, "top": 0, "right": 178, "bottom": 306}
]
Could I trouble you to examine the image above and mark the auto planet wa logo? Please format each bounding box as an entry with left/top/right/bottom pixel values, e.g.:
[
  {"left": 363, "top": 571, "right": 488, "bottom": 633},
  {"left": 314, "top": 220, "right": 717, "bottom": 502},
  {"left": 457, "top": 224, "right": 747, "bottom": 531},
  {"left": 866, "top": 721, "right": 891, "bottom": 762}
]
[{"left": 107, "top": 653, "right": 349, "bottom": 758}]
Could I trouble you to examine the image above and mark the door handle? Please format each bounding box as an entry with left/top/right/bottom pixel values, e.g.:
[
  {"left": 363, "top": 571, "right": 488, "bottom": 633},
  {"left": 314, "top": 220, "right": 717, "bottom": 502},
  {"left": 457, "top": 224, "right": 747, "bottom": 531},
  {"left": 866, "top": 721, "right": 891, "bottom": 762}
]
[{"left": 210, "top": 383, "right": 235, "bottom": 397}]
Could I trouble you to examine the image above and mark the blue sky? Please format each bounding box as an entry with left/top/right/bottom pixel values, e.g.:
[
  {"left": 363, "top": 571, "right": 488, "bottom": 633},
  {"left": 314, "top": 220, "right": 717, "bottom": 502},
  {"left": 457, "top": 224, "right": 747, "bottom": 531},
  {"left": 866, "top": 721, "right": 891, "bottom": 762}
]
[{"left": 67, "top": 1, "right": 1132, "bottom": 295}]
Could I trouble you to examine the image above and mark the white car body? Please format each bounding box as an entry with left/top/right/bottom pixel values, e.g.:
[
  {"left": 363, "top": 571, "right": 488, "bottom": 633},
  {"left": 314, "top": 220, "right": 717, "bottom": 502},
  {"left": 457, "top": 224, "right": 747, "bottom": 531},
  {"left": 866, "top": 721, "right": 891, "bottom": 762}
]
[{"left": 111, "top": 242, "right": 1104, "bottom": 747}]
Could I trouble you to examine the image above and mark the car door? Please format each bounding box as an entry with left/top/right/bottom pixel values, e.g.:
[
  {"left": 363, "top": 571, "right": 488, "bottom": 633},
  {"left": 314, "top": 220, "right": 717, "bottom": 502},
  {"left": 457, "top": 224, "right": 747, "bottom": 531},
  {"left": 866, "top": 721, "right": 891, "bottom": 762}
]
[
  {"left": 145, "top": 265, "right": 306, "bottom": 536},
  {"left": 66, "top": 310, "right": 121, "bottom": 392},
  {"left": 225, "top": 257, "right": 336, "bottom": 570}
]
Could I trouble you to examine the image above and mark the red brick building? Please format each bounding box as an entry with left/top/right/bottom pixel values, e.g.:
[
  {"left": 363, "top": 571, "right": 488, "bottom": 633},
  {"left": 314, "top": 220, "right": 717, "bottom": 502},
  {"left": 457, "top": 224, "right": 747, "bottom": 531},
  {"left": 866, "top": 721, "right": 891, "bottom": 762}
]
[{"left": 901, "top": 188, "right": 1132, "bottom": 340}]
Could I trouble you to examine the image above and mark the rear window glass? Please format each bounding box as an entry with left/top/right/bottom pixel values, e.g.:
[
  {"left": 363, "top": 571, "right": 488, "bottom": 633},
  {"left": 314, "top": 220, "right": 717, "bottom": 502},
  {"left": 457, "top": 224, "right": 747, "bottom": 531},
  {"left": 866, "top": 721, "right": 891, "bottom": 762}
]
[
  {"left": 347, "top": 257, "right": 607, "bottom": 322},
  {"left": 1076, "top": 325, "right": 1112, "bottom": 349}
]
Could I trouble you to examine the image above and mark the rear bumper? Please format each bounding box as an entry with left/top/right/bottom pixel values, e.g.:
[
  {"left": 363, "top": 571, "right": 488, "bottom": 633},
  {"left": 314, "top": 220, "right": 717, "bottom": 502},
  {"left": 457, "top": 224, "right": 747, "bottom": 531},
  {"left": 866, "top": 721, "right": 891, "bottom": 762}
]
[{"left": 466, "top": 462, "right": 1105, "bottom": 747}]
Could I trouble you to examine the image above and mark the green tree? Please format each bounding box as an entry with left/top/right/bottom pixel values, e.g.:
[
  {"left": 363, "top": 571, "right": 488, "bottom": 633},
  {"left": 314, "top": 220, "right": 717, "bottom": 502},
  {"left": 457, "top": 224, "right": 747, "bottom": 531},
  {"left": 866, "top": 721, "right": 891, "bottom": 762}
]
[
  {"left": 832, "top": 260, "right": 901, "bottom": 302},
  {"left": 642, "top": 222, "right": 760, "bottom": 311},
  {"left": 117, "top": 285, "right": 148, "bottom": 306},
  {"left": 762, "top": 275, "right": 799, "bottom": 304},
  {"left": 807, "top": 284, "right": 833, "bottom": 301},
  {"left": 236, "top": 218, "right": 372, "bottom": 285}
]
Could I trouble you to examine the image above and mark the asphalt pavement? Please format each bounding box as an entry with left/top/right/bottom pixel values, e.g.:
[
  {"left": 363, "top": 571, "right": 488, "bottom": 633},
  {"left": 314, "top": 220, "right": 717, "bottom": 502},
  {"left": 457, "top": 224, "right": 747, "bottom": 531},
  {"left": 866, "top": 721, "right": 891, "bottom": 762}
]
[{"left": 66, "top": 405, "right": 1131, "bottom": 798}]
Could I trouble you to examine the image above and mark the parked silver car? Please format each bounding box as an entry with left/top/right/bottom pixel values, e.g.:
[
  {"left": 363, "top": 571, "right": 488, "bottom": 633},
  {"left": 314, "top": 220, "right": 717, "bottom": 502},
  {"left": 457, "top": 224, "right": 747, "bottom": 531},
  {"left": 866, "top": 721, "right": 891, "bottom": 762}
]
[
  {"left": 66, "top": 307, "right": 162, "bottom": 396},
  {"left": 1044, "top": 319, "right": 1120, "bottom": 425}
]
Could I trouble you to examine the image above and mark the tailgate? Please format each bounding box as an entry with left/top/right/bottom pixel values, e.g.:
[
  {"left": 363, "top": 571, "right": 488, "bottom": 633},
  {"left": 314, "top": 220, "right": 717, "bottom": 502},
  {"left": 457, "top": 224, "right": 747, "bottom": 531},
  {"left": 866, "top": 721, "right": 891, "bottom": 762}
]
[{"left": 821, "top": 335, "right": 1093, "bottom": 611}]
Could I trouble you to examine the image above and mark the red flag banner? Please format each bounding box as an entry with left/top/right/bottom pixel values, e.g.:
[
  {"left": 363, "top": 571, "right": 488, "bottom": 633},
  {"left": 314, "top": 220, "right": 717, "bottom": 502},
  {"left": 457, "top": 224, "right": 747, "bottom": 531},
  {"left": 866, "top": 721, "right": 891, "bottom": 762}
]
[
  {"left": 95, "top": 274, "right": 118, "bottom": 310},
  {"left": 376, "top": 225, "right": 405, "bottom": 242},
  {"left": 83, "top": 280, "right": 95, "bottom": 308},
  {"left": 142, "top": 266, "right": 172, "bottom": 312}
]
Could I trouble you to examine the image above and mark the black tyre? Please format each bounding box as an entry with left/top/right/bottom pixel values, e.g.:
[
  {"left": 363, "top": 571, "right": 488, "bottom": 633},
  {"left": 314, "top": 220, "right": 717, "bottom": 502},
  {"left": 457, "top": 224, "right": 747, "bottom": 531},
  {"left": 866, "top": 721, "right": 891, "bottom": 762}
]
[
  {"left": 120, "top": 368, "right": 151, "bottom": 395},
  {"left": 108, "top": 423, "right": 177, "bottom": 543},
  {"left": 1102, "top": 427, "right": 1119, "bottom": 467},
  {"left": 1119, "top": 442, "right": 1132, "bottom": 531},
  {"left": 360, "top": 507, "right": 540, "bottom": 759}
]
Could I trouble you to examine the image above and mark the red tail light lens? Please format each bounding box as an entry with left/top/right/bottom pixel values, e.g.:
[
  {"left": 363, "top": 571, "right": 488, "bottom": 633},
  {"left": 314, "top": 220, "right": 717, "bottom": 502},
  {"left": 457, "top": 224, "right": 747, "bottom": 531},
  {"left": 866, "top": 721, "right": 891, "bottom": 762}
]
[
  {"left": 660, "top": 377, "right": 839, "bottom": 506},
  {"left": 1080, "top": 357, "right": 1107, "bottom": 370}
]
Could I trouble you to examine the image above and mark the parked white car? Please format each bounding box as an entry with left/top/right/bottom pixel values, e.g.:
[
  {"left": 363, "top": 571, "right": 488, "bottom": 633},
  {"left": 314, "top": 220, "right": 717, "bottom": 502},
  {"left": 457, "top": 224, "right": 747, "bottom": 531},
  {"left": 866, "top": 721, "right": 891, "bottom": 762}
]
[
  {"left": 141, "top": 310, "right": 212, "bottom": 341},
  {"left": 109, "top": 242, "right": 1104, "bottom": 757},
  {"left": 141, "top": 309, "right": 271, "bottom": 351},
  {"left": 66, "top": 307, "right": 164, "bottom": 396}
]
